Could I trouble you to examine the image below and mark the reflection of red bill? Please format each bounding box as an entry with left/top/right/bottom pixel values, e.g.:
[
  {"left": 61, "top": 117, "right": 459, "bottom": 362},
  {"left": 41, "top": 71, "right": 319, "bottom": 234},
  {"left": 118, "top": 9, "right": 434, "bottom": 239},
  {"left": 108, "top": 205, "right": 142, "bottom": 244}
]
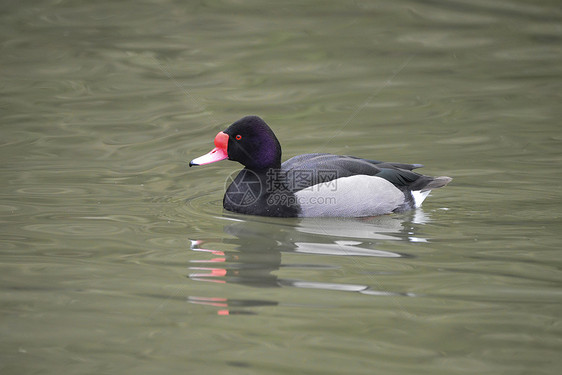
[
  {"left": 189, "top": 267, "right": 227, "bottom": 283},
  {"left": 189, "top": 131, "right": 229, "bottom": 166},
  {"left": 190, "top": 257, "right": 225, "bottom": 263},
  {"left": 189, "top": 267, "right": 227, "bottom": 276},
  {"left": 187, "top": 297, "right": 231, "bottom": 315},
  {"left": 190, "top": 240, "right": 225, "bottom": 256}
]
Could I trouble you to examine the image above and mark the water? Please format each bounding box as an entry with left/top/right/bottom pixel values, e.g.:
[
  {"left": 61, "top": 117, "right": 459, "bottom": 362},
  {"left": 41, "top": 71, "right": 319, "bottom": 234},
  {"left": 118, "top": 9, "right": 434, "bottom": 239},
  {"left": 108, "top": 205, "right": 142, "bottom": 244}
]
[{"left": 1, "top": 0, "right": 561, "bottom": 374}]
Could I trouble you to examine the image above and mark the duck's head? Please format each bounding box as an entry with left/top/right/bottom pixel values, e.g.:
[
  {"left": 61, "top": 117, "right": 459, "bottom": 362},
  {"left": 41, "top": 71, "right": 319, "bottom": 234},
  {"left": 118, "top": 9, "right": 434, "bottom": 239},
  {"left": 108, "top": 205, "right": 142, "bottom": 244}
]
[{"left": 189, "top": 116, "right": 282, "bottom": 170}]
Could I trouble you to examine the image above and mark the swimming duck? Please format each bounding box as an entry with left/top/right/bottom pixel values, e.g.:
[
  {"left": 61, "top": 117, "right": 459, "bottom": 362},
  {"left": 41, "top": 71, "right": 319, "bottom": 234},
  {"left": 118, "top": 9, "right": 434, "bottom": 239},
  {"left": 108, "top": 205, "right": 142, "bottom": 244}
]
[{"left": 190, "top": 116, "right": 451, "bottom": 217}]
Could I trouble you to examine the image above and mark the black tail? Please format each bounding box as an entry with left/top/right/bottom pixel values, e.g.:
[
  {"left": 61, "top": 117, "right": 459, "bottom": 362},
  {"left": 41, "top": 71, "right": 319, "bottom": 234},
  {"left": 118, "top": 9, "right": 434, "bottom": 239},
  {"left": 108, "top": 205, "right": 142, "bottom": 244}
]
[{"left": 419, "top": 176, "right": 452, "bottom": 192}]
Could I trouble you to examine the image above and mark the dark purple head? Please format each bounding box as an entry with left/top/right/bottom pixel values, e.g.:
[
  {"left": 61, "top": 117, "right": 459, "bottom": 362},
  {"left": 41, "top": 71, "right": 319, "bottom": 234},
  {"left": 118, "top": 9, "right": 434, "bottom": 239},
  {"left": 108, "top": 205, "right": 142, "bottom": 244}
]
[{"left": 189, "top": 116, "right": 282, "bottom": 170}]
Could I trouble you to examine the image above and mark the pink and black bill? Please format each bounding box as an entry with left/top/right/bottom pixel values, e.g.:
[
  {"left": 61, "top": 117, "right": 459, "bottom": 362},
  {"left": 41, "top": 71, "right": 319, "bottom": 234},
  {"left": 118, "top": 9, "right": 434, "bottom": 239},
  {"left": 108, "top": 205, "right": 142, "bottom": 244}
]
[{"left": 189, "top": 131, "right": 229, "bottom": 166}]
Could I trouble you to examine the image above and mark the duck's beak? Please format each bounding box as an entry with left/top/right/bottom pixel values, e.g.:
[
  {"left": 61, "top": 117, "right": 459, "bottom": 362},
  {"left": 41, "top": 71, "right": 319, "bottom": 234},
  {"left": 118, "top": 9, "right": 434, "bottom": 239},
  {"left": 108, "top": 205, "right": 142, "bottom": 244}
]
[{"left": 189, "top": 131, "right": 229, "bottom": 167}]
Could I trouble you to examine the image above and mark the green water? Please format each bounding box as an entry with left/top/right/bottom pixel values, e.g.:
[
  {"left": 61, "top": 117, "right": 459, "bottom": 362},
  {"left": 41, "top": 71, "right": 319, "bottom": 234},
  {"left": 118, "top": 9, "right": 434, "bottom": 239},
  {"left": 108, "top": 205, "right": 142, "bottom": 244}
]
[{"left": 1, "top": 0, "right": 561, "bottom": 374}]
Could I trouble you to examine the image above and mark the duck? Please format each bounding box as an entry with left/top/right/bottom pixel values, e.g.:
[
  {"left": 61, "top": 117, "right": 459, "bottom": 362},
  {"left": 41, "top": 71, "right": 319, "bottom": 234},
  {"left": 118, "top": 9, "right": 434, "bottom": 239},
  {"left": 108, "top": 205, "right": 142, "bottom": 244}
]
[{"left": 189, "top": 115, "right": 451, "bottom": 217}]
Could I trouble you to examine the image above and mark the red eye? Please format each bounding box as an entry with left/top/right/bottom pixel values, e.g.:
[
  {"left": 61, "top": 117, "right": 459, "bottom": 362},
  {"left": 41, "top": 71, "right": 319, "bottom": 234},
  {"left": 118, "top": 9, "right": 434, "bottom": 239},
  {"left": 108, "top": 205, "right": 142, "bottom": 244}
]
[{"left": 235, "top": 134, "right": 242, "bottom": 140}]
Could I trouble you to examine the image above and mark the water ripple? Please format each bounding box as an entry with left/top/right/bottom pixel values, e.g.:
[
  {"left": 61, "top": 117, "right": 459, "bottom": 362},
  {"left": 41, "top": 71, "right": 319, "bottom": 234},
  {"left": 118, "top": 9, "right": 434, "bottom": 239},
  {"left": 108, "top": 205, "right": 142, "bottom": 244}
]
[{"left": 23, "top": 222, "right": 128, "bottom": 236}]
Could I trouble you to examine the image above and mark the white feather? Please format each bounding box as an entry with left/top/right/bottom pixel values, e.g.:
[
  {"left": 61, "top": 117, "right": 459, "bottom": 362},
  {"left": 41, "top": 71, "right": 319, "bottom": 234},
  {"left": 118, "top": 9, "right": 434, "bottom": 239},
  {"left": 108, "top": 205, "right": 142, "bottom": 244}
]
[{"left": 411, "top": 190, "right": 430, "bottom": 208}]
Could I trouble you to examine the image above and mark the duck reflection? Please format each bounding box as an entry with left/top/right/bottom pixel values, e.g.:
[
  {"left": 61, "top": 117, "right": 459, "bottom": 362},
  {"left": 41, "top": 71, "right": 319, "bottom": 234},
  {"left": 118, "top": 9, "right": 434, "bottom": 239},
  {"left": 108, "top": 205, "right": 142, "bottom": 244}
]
[{"left": 188, "top": 211, "right": 429, "bottom": 314}]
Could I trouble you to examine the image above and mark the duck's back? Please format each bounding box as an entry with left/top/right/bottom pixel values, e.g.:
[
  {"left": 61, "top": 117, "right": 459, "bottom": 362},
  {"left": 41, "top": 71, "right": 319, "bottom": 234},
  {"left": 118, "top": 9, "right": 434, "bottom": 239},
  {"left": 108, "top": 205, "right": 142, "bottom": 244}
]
[{"left": 280, "top": 153, "right": 450, "bottom": 217}]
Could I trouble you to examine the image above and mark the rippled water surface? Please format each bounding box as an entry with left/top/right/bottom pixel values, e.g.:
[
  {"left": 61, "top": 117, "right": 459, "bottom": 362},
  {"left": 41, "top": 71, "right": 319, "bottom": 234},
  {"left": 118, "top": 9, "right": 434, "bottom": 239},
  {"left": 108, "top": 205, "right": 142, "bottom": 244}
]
[{"left": 1, "top": 0, "right": 561, "bottom": 374}]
